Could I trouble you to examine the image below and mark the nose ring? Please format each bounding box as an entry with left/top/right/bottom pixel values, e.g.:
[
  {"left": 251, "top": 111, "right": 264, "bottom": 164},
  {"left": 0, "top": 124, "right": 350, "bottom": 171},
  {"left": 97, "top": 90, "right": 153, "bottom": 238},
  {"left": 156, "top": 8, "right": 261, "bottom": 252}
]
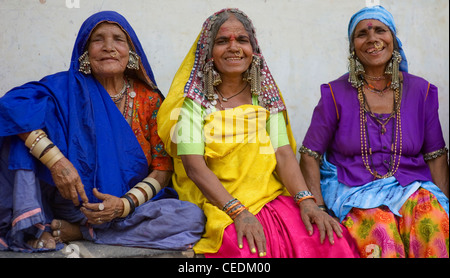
[
  {"left": 110, "top": 51, "right": 118, "bottom": 57},
  {"left": 235, "top": 48, "right": 244, "bottom": 58},
  {"left": 374, "top": 41, "right": 383, "bottom": 51}
]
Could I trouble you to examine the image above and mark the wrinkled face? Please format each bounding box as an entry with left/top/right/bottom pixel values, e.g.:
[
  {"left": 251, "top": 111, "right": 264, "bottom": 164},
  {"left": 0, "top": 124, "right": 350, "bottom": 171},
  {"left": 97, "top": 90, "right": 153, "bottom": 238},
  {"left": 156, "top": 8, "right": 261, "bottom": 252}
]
[
  {"left": 88, "top": 22, "right": 130, "bottom": 79},
  {"left": 353, "top": 19, "right": 394, "bottom": 70},
  {"left": 212, "top": 15, "right": 253, "bottom": 78}
]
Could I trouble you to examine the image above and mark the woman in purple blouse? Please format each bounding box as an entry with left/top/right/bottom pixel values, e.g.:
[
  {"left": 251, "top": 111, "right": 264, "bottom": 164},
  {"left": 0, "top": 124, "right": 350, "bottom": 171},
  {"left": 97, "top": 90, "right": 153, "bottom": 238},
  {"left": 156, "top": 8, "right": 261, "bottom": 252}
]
[{"left": 300, "top": 5, "right": 449, "bottom": 258}]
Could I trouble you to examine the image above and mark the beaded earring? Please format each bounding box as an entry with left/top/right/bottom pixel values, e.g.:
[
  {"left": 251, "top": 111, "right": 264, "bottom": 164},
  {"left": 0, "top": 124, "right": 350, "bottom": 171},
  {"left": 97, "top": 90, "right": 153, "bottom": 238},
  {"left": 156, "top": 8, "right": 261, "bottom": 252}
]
[
  {"left": 348, "top": 51, "right": 365, "bottom": 88},
  {"left": 127, "top": 50, "right": 140, "bottom": 70},
  {"left": 78, "top": 50, "right": 91, "bottom": 74}
]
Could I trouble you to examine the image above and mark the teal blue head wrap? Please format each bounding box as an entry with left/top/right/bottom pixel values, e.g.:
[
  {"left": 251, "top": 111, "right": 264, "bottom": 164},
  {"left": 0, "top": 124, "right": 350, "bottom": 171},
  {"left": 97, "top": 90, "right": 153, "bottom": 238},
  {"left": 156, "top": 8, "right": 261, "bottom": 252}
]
[{"left": 348, "top": 5, "right": 408, "bottom": 72}]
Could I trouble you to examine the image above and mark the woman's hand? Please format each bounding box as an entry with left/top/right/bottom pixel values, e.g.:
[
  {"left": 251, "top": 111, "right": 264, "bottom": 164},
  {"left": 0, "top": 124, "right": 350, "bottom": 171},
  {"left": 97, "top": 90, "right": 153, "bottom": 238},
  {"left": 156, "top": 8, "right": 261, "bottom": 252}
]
[
  {"left": 299, "top": 199, "right": 343, "bottom": 244},
  {"left": 49, "top": 157, "right": 89, "bottom": 206},
  {"left": 81, "top": 188, "right": 124, "bottom": 224},
  {"left": 234, "top": 209, "right": 266, "bottom": 257}
]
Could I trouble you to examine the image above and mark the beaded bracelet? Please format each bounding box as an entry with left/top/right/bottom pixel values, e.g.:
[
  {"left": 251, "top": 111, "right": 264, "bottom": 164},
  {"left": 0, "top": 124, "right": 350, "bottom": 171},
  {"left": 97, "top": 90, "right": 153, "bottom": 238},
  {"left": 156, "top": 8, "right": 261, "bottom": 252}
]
[
  {"left": 293, "top": 190, "right": 316, "bottom": 206},
  {"left": 222, "top": 198, "right": 247, "bottom": 220},
  {"left": 222, "top": 198, "right": 239, "bottom": 211}
]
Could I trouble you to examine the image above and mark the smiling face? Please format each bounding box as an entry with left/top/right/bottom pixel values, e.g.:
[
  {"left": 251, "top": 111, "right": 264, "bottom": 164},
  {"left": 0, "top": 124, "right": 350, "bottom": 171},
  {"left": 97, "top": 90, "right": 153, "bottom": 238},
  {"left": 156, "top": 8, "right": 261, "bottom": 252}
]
[
  {"left": 352, "top": 19, "right": 394, "bottom": 72},
  {"left": 211, "top": 15, "right": 253, "bottom": 78},
  {"left": 87, "top": 22, "right": 130, "bottom": 79}
]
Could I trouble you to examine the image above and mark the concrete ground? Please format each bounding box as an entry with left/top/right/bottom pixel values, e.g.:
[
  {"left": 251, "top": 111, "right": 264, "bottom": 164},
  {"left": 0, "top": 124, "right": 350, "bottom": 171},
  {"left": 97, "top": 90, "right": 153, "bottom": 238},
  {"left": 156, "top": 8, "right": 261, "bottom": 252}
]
[{"left": 0, "top": 240, "right": 197, "bottom": 258}]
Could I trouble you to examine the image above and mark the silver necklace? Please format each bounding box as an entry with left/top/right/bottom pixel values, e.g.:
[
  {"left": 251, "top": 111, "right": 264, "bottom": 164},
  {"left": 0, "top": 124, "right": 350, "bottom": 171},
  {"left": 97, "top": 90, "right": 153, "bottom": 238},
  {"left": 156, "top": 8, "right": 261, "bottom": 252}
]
[{"left": 110, "top": 78, "right": 129, "bottom": 103}]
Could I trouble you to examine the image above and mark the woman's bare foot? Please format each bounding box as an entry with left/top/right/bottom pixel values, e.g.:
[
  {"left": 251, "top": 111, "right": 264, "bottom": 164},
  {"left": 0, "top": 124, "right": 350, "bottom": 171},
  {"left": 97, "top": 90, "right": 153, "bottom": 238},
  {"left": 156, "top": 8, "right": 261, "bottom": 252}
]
[
  {"left": 51, "top": 219, "right": 83, "bottom": 243},
  {"left": 27, "top": 231, "right": 56, "bottom": 249}
]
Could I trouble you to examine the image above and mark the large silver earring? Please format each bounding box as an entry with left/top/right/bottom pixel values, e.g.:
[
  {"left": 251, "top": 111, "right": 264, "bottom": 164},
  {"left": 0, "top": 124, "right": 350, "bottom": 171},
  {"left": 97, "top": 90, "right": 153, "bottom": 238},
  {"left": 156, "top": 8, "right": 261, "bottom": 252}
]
[
  {"left": 127, "top": 50, "right": 140, "bottom": 70},
  {"left": 348, "top": 51, "right": 365, "bottom": 88},
  {"left": 248, "top": 55, "right": 261, "bottom": 95},
  {"left": 203, "top": 59, "right": 221, "bottom": 101},
  {"left": 78, "top": 51, "right": 91, "bottom": 74},
  {"left": 386, "top": 50, "right": 402, "bottom": 90}
]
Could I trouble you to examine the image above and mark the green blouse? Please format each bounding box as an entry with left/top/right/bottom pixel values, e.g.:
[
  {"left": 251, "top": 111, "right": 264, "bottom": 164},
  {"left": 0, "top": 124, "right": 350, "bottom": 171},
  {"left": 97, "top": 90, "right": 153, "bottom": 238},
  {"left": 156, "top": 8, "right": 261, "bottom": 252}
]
[{"left": 177, "top": 95, "right": 290, "bottom": 155}]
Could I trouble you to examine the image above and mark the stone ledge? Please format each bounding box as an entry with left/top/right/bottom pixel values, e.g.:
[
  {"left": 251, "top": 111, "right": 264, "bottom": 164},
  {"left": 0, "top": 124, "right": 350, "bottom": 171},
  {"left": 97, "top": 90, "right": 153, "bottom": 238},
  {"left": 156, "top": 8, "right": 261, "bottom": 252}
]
[{"left": 0, "top": 240, "right": 195, "bottom": 258}]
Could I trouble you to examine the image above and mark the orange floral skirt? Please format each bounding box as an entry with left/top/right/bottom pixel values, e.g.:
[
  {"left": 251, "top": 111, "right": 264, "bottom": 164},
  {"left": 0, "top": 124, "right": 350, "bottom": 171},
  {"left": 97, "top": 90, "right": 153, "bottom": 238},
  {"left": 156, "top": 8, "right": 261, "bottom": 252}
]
[{"left": 342, "top": 188, "right": 449, "bottom": 258}]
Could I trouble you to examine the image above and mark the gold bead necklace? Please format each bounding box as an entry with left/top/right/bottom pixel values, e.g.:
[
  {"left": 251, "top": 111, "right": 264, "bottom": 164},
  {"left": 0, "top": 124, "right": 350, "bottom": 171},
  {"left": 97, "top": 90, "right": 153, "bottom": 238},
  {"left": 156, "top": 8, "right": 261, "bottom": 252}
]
[{"left": 358, "top": 85, "right": 403, "bottom": 179}]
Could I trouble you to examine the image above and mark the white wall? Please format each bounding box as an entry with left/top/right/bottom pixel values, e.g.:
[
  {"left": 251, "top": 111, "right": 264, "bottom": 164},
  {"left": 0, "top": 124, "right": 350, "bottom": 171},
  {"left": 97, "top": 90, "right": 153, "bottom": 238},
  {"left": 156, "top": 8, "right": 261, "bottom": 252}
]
[{"left": 1, "top": 0, "right": 448, "bottom": 153}]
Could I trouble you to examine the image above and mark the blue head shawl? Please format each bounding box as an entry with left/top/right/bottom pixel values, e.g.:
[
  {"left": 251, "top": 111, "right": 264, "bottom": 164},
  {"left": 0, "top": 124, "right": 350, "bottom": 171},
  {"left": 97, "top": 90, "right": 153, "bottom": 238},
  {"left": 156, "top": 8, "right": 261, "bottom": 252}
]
[
  {"left": 0, "top": 11, "right": 162, "bottom": 202},
  {"left": 348, "top": 5, "right": 408, "bottom": 72}
]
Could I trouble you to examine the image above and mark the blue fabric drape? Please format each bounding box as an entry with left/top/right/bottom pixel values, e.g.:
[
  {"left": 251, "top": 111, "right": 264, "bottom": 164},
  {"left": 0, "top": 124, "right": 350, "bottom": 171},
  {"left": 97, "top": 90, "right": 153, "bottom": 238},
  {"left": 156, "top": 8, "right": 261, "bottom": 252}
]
[{"left": 0, "top": 11, "right": 162, "bottom": 202}]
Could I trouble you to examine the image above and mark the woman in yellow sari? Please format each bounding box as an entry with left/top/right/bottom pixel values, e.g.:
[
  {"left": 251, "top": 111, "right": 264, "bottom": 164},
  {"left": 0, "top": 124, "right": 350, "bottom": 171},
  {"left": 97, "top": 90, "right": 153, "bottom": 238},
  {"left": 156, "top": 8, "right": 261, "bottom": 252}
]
[{"left": 157, "top": 8, "right": 359, "bottom": 258}]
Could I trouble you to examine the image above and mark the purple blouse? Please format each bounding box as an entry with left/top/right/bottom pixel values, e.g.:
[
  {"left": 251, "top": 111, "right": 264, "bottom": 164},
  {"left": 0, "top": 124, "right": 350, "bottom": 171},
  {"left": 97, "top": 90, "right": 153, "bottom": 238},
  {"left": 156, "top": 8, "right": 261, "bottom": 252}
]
[{"left": 302, "top": 72, "right": 446, "bottom": 187}]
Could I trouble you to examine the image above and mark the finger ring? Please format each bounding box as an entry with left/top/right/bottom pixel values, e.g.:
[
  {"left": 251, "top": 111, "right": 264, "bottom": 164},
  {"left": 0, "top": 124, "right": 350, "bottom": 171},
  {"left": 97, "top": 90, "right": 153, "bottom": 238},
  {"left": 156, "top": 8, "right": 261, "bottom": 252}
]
[
  {"left": 97, "top": 217, "right": 102, "bottom": 223},
  {"left": 55, "top": 220, "right": 62, "bottom": 229},
  {"left": 98, "top": 203, "right": 105, "bottom": 211},
  {"left": 37, "top": 240, "right": 44, "bottom": 249}
]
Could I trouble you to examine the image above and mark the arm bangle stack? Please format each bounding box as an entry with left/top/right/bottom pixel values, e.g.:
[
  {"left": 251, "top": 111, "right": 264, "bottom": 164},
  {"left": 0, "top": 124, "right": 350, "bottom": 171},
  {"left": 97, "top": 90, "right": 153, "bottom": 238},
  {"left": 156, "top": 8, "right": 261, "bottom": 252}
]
[
  {"left": 222, "top": 198, "right": 247, "bottom": 220},
  {"left": 293, "top": 190, "right": 316, "bottom": 206},
  {"left": 120, "top": 197, "right": 131, "bottom": 218},
  {"left": 120, "top": 177, "right": 162, "bottom": 218},
  {"left": 25, "top": 129, "right": 65, "bottom": 169},
  {"left": 25, "top": 129, "right": 46, "bottom": 148}
]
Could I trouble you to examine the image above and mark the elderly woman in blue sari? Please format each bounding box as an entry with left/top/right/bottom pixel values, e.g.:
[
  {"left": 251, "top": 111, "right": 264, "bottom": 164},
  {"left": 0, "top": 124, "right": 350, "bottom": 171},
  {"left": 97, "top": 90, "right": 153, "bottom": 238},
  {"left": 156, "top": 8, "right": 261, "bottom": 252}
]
[
  {"left": 0, "top": 11, "right": 205, "bottom": 252},
  {"left": 300, "top": 5, "right": 448, "bottom": 258}
]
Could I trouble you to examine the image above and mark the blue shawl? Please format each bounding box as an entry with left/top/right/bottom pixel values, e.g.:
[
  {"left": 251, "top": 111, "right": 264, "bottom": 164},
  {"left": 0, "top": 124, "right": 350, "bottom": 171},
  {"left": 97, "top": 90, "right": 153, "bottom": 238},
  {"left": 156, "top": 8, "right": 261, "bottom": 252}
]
[{"left": 0, "top": 11, "right": 162, "bottom": 202}]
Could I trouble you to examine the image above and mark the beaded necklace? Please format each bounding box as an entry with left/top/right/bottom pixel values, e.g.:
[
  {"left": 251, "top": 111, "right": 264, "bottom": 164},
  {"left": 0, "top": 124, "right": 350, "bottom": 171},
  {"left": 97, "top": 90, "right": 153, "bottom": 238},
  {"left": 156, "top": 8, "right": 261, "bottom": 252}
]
[
  {"left": 110, "top": 77, "right": 129, "bottom": 103},
  {"left": 111, "top": 77, "right": 135, "bottom": 123},
  {"left": 362, "top": 92, "right": 396, "bottom": 135},
  {"left": 363, "top": 74, "right": 387, "bottom": 81},
  {"left": 122, "top": 78, "right": 136, "bottom": 123},
  {"left": 363, "top": 78, "right": 391, "bottom": 96},
  {"left": 358, "top": 84, "right": 403, "bottom": 179}
]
